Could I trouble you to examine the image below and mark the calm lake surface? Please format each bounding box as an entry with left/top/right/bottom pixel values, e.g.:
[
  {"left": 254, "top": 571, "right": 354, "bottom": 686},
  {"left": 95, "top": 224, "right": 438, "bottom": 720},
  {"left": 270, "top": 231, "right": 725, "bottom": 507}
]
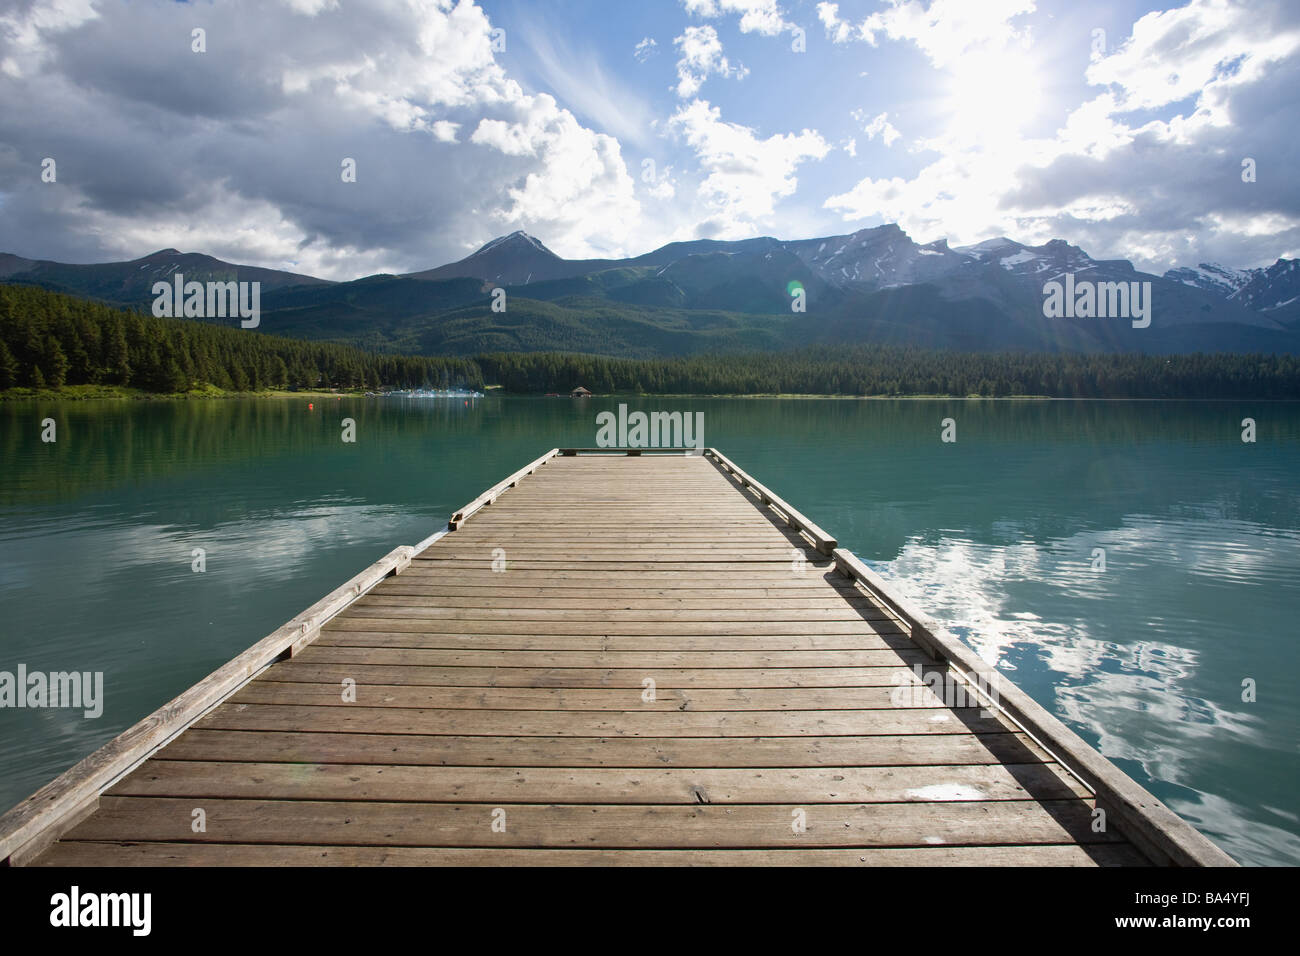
[{"left": 1, "top": 396, "right": 1297, "bottom": 865}]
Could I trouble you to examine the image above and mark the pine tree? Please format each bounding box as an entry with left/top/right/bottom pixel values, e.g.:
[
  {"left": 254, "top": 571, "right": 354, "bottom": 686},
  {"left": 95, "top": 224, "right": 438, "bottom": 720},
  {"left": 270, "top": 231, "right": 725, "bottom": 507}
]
[
  {"left": 0, "top": 340, "right": 17, "bottom": 388},
  {"left": 43, "top": 336, "right": 70, "bottom": 388}
]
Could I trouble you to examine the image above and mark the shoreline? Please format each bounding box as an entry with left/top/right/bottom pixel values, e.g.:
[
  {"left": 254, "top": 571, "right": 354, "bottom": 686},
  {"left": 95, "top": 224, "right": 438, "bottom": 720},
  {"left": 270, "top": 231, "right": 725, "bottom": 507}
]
[
  {"left": 0, "top": 385, "right": 370, "bottom": 402},
  {"left": 6, "top": 387, "right": 1300, "bottom": 403},
  {"left": 7, "top": 387, "right": 1300, "bottom": 403}
]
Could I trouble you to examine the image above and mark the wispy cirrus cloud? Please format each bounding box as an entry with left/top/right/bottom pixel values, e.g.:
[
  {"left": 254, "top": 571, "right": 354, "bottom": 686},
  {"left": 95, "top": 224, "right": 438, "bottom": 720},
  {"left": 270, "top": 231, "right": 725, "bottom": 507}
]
[{"left": 515, "top": 16, "right": 659, "bottom": 150}]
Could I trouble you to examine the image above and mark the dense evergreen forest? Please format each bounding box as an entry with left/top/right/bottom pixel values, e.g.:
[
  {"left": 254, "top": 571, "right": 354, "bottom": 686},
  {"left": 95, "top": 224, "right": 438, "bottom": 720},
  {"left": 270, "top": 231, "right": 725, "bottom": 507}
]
[
  {"left": 0, "top": 284, "right": 482, "bottom": 392},
  {"left": 476, "top": 349, "right": 1300, "bottom": 399},
  {"left": 3, "top": 283, "right": 1299, "bottom": 398}
]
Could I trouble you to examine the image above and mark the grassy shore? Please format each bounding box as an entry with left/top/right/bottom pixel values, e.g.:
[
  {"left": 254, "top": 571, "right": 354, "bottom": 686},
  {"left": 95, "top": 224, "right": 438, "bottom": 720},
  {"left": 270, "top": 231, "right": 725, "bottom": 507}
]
[
  {"left": 0, "top": 384, "right": 371, "bottom": 401},
  {"left": 3, "top": 384, "right": 1066, "bottom": 401},
  {"left": 588, "top": 392, "right": 1054, "bottom": 400}
]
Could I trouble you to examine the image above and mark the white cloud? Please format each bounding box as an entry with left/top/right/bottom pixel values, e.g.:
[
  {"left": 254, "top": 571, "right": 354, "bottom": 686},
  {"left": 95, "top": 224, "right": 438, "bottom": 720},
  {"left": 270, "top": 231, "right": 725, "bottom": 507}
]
[
  {"left": 471, "top": 92, "right": 640, "bottom": 254},
  {"left": 431, "top": 120, "right": 459, "bottom": 143},
  {"left": 816, "top": 2, "right": 854, "bottom": 44},
  {"left": 669, "top": 98, "right": 829, "bottom": 233},
  {"left": 470, "top": 117, "right": 534, "bottom": 156},
  {"left": 270, "top": 0, "right": 506, "bottom": 128},
  {"left": 74, "top": 184, "right": 402, "bottom": 280},
  {"left": 1087, "top": 0, "right": 1300, "bottom": 113},
  {"left": 1207, "top": 211, "right": 1300, "bottom": 238},
  {"left": 823, "top": 0, "right": 1300, "bottom": 272},
  {"left": 682, "top": 0, "right": 794, "bottom": 37},
  {"left": 858, "top": 110, "right": 901, "bottom": 146},
  {"left": 673, "top": 24, "right": 747, "bottom": 98},
  {"left": 634, "top": 37, "right": 657, "bottom": 62},
  {"left": 645, "top": 165, "right": 677, "bottom": 201},
  {"left": 0, "top": 0, "right": 99, "bottom": 76},
  {"left": 285, "top": 0, "right": 340, "bottom": 15},
  {"left": 859, "top": 0, "right": 1037, "bottom": 69}
]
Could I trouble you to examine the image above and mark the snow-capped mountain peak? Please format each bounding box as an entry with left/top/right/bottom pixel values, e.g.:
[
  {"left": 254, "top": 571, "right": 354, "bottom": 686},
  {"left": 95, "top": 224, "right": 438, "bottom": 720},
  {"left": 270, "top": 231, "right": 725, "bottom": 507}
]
[
  {"left": 469, "top": 231, "right": 558, "bottom": 260},
  {"left": 956, "top": 236, "right": 1023, "bottom": 259},
  {"left": 1161, "top": 258, "right": 1299, "bottom": 320},
  {"left": 1163, "top": 262, "right": 1252, "bottom": 298}
]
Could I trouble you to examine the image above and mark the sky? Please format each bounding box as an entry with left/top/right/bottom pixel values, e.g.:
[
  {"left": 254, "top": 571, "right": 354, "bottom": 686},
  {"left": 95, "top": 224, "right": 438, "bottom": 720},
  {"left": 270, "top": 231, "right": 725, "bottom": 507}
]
[{"left": 0, "top": 0, "right": 1297, "bottom": 280}]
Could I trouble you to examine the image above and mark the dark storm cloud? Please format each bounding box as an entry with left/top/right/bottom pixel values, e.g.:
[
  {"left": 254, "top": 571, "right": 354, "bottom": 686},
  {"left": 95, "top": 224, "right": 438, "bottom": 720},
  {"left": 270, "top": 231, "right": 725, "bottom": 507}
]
[{"left": 0, "top": 0, "right": 640, "bottom": 278}]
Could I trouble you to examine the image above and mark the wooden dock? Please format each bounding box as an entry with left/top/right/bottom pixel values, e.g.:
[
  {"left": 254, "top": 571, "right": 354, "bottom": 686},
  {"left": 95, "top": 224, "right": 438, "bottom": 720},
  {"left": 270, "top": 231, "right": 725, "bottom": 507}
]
[{"left": 0, "top": 449, "right": 1235, "bottom": 866}]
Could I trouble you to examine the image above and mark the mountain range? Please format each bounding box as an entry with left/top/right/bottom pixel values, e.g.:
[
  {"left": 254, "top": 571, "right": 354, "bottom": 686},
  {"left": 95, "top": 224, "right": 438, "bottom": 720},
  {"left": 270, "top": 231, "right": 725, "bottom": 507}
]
[{"left": 4, "top": 226, "right": 1298, "bottom": 357}]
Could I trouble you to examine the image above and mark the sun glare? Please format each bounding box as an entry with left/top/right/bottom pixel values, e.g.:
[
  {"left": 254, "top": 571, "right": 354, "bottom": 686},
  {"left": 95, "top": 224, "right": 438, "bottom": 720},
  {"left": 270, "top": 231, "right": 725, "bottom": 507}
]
[{"left": 941, "top": 50, "right": 1044, "bottom": 143}]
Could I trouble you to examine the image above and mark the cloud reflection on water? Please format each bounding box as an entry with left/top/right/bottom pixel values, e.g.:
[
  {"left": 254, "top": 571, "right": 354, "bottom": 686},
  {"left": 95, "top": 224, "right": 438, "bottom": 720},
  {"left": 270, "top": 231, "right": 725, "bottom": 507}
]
[{"left": 871, "top": 514, "right": 1298, "bottom": 865}]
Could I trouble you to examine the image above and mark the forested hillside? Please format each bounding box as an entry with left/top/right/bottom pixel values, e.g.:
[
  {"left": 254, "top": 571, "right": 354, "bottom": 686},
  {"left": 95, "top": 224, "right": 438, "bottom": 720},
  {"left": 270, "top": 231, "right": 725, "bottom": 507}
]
[
  {"left": 0, "top": 285, "right": 482, "bottom": 392},
  {"left": 478, "top": 349, "right": 1300, "bottom": 399},
  {"left": 3, "top": 284, "right": 1298, "bottom": 398}
]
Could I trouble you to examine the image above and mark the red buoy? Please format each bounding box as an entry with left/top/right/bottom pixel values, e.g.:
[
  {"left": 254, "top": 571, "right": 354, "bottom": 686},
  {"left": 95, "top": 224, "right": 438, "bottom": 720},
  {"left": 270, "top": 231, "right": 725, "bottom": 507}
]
[{"left": 308, "top": 402, "right": 314, "bottom": 410}]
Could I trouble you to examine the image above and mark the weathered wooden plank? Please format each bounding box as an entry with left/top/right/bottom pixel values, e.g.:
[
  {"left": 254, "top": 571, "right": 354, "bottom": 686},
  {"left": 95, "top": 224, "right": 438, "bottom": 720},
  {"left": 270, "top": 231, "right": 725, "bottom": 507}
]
[
  {"left": 345, "top": 600, "right": 893, "bottom": 622},
  {"left": 399, "top": 565, "right": 841, "bottom": 577},
  {"left": 31, "top": 842, "right": 1149, "bottom": 867},
  {"left": 321, "top": 620, "right": 905, "bottom": 638},
  {"left": 392, "top": 572, "right": 849, "bottom": 588},
  {"left": 59, "top": 796, "right": 1124, "bottom": 848},
  {"left": 410, "top": 561, "right": 836, "bottom": 572},
  {"left": 441, "top": 538, "right": 795, "bottom": 546},
  {"left": 354, "top": 593, "right": 881, "bottom": 609},
  {"left": 364, "top": 586, "right": 867, "bottom": 600},
  {"left": 421, "top": 547, "right": 813, "bottom": 557},
  {"left": 317, "top": 618, "right": 903, "bottom": 637},
  {"left": 229, "top": 681, "right": 949, "bottom": 711},
  {"left": 195, "top": 703, "right": 1007, "bottom": 736},
  {"left": 312, "top": 632, "right": 914, "bottom": 652},
  {"left": 290, "top": 645, "right": 930, "bottom": 667},
  {"left": 447, "top": 523, "right": 787, "bottom": 530},
  {"left": 107, "top": 761, "right": 1090, "bottom": 803},
  {"left": 153, "top": 729, "right": 1054, "bottom": 768},
  {"left": 254, "top": 663, "right": 941, "bottom": 688}
]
